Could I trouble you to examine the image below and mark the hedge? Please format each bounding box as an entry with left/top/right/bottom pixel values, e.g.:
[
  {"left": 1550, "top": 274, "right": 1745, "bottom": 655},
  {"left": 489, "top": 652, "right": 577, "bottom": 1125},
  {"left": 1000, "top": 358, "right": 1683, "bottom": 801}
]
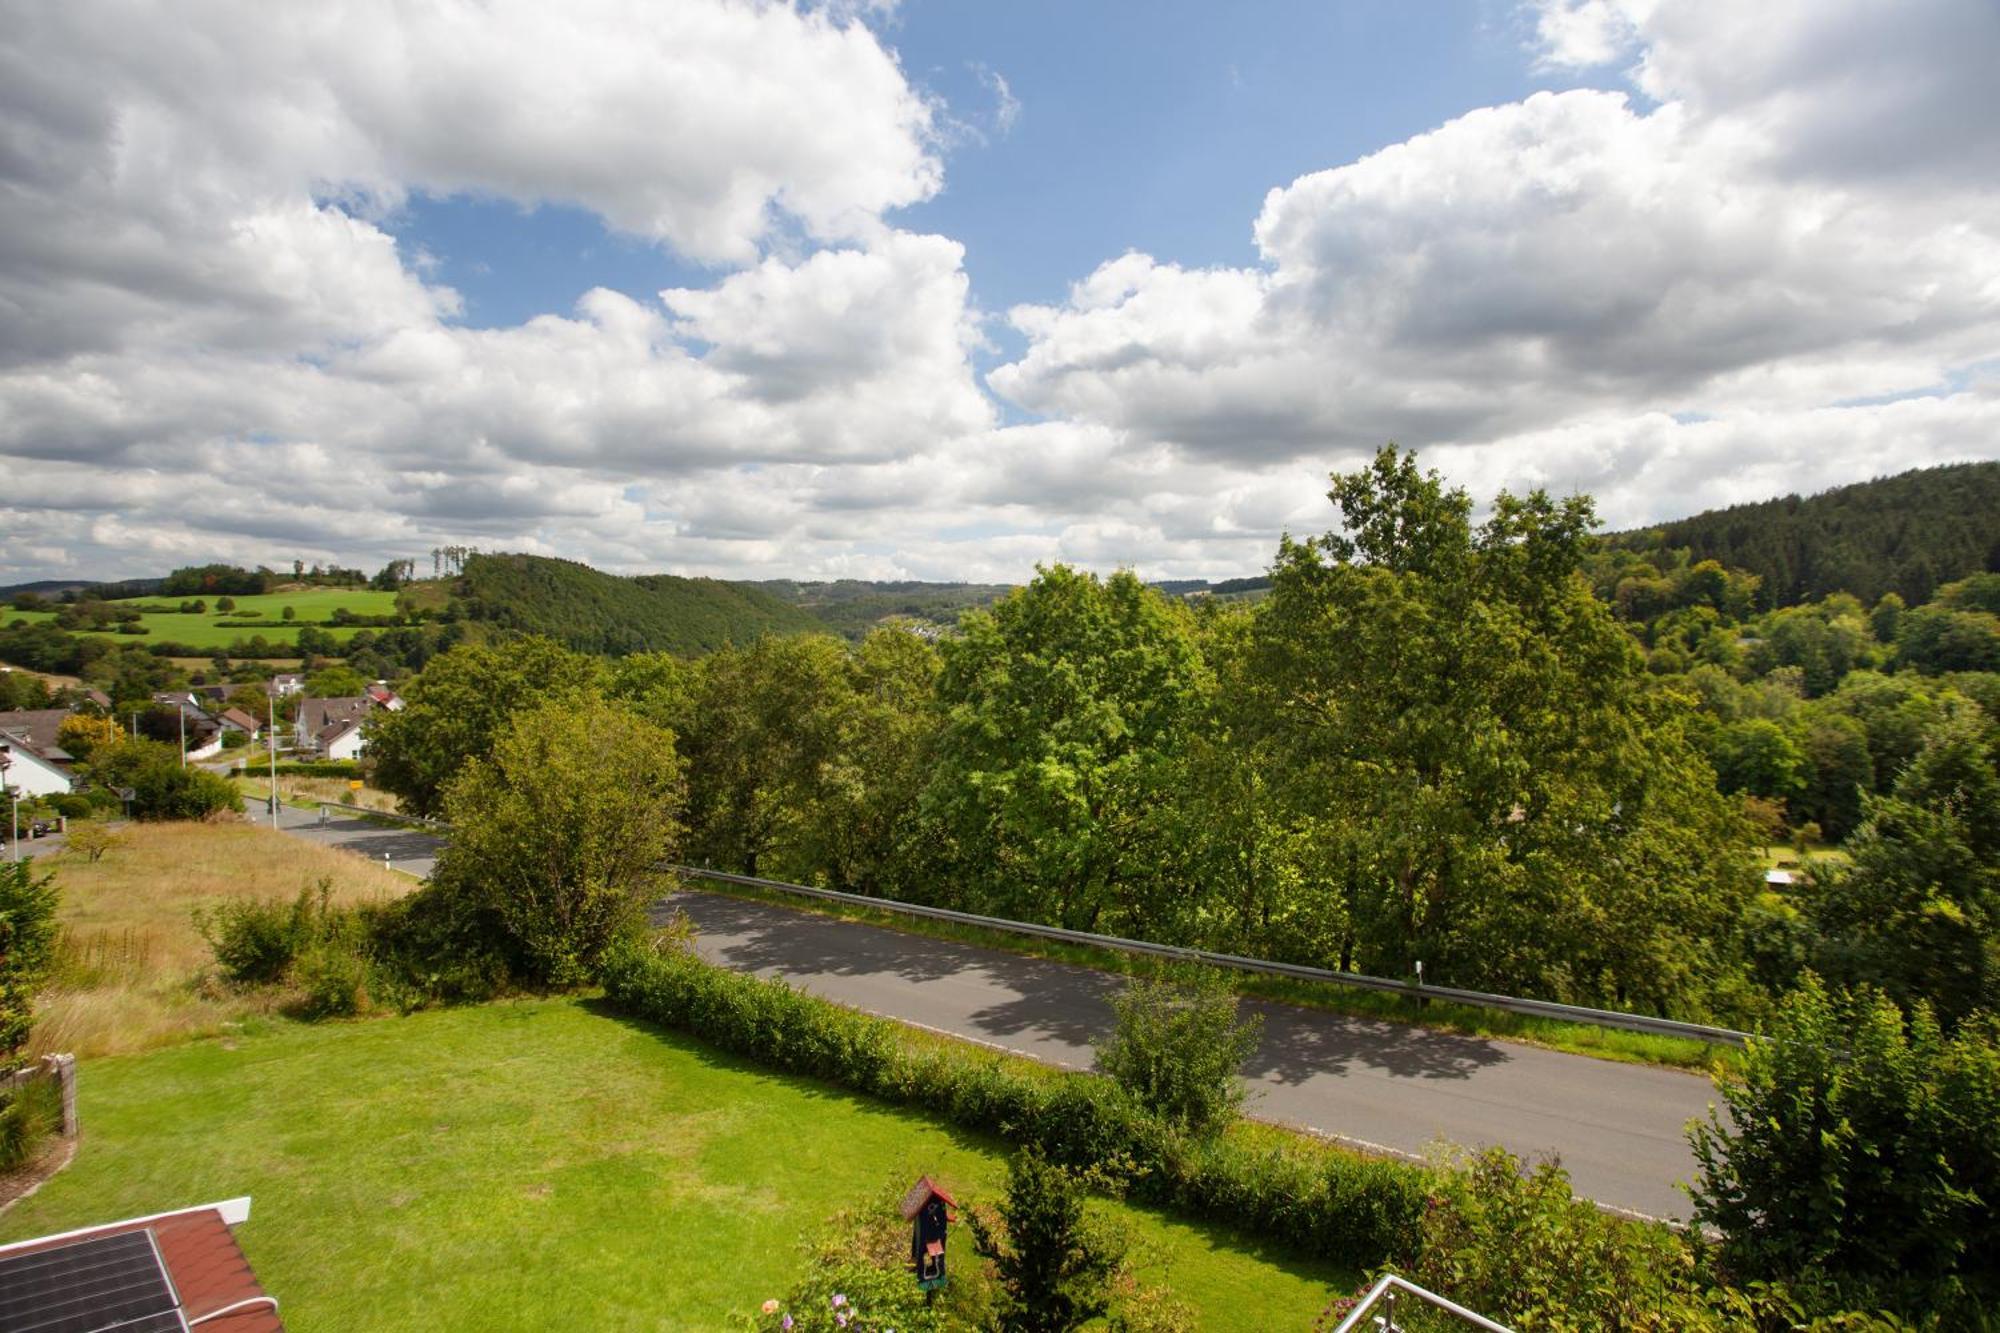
[
  {"left": 233, "top": 761, "right": 362, "bottom": 779},
  {"left": 600, "top": 941, "right": 1432, "bottom": 1267}
]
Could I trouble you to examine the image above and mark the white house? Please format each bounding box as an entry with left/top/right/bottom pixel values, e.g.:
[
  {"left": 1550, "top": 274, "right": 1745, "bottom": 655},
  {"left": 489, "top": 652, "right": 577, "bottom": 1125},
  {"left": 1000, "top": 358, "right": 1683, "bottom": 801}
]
[
  {"left": 294, "top": 696, "right": 373, "bottom": 755},
  {"left": 0, "top": 730, "right": 75, "bottom": 797},
  {"left": 316, "top": 719, "right": 366, "bottom": 762}
]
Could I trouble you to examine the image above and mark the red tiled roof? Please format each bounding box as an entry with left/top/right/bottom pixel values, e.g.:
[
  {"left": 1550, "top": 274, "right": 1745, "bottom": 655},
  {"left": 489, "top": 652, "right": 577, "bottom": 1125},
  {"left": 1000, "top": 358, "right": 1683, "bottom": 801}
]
[{"left": 0, "top": 1203, "right": 282, "bottom": 1331}]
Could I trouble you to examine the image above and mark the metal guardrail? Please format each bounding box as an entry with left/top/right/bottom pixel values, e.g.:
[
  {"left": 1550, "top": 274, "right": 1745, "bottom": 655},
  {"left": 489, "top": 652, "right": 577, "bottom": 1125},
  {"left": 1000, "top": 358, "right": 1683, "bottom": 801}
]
[
  {"left": 668, "top": 865, "right": 1751, "bottom": 1047},
  {"left": 290, "top": 799, "right": 1748, "bottom": 1046},
  {"left": 1331, "top": 1275, "right": 1514, "bottom": 1333}
]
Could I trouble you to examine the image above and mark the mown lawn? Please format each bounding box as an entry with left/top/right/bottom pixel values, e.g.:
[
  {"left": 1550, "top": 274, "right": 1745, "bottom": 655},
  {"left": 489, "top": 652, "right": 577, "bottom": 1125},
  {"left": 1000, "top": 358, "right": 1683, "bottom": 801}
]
[
  {"left": 8, "top": 587, "right": 400, "bottom": 649},
  {"left": 1, "top": 999, "right": 1354, "bottom": 1331}
]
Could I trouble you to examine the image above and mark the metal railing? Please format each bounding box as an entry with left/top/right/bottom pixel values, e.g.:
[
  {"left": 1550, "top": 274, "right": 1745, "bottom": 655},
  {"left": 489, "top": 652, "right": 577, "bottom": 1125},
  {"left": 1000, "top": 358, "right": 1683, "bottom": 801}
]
[
  {"left": 289, "top": 800, "right": 1748, "bottom": 1047},
  {"left": 668, "top": 865, "right": 1750, "bottom": 1047},
  {"left": 1330, "top": 1275, "right": 1513, "bottom": 1333}
]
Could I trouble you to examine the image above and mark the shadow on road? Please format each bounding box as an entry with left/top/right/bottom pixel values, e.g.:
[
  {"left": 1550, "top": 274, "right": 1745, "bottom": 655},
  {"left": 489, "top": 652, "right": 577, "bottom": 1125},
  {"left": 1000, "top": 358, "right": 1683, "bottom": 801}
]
[{"left": 664, "top": 888, "right": 1510, "bottom": 1082}]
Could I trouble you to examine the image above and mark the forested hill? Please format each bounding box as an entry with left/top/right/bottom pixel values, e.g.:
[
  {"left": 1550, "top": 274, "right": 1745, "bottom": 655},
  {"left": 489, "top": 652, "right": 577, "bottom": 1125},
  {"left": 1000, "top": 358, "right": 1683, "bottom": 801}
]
[
  {"left": 1606, "top": 461, "right": 2000, "bottom": 608},
  {"left": 447, "top": 553, "right": 822, "bottom": 655}
]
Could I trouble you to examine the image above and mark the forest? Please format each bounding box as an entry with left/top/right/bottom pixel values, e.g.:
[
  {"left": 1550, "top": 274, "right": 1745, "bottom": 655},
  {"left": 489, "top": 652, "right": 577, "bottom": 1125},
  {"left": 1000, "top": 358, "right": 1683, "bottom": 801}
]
[
  {"left": 364, "top": 448, "right": 2000, "bottom": 1031},
  {"left": 1605, "top": 459, "right": 2000, "bottom": 608}
]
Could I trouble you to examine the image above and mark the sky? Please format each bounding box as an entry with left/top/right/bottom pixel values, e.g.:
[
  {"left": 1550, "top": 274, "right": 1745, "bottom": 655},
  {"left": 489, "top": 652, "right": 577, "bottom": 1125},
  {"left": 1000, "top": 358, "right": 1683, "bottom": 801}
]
[{"left": 2, "top": 0, "right": 1998, "bottom": 586}]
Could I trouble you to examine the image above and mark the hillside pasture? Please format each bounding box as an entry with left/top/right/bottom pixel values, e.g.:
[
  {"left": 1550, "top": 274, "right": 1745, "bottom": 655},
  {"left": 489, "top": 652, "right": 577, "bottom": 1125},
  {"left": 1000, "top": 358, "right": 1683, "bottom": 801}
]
[{"left": 6, "top": 587, "right": 400, "bottom": 650}]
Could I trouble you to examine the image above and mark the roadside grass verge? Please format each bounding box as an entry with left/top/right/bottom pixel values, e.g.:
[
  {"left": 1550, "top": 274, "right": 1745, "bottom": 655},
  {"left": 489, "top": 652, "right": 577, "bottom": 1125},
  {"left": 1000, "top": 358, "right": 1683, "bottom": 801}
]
[
  {"left": 688, "top": 878, "right": 1734, "bottom": 1073},
  {"left": 27, "top": 821, "right": 411, "bottom": 1060},
  {"left": 0, "top": 997, "right": 1355, "bottom": 1331},
  {"left": 233, "top": 775, "right": 401, "bottom": 813}
]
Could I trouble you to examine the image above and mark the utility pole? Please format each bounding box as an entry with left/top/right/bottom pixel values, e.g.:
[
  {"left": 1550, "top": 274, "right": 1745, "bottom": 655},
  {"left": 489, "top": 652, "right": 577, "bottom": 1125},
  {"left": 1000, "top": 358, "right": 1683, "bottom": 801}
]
[
  {"left": 1, "top": 745, "right": 16, "bottom": 863},
  {"left": 267, "top": 688, "right": 280, "bottom": 829},
  {"left": 178, "top": 705, "right": 186, "bottom": 767}
]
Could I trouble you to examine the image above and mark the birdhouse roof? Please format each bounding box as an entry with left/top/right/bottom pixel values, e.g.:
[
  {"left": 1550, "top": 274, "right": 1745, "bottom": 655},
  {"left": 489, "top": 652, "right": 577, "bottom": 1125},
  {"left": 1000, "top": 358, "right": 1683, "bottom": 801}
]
[{"left": 898, "top": 1176, "right": 957, "bottom": 1219}]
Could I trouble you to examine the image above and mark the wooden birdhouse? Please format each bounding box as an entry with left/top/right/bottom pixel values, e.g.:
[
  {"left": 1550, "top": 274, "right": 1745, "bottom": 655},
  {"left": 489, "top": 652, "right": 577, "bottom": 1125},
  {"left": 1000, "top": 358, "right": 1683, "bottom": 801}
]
[{"left": 899, "top": 1176, "right": 958, "bottom": 1292}]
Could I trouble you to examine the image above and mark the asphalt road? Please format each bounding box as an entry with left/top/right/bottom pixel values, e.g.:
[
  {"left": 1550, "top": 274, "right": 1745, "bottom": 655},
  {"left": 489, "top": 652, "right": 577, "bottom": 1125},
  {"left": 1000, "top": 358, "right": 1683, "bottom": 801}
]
[
  {"left": 270, "top": 804, "right": 441, "bottom": 877},
  {"left": 663, "top": 890, "right": 1721, "bottom": 1222},
  {"left": 261, "top": 807, "right": 1719, "bottom": 1220}
]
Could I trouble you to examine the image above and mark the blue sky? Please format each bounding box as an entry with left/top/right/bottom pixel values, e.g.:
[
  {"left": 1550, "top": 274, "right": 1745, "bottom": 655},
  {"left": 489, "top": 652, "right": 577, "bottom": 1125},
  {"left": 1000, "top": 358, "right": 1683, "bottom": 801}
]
[
  {"left": 3, "top": 0, "right": 1997, "bottom": 584},
  {"left": 394, "top": 2, "right": 1582, "bottom": 337}
]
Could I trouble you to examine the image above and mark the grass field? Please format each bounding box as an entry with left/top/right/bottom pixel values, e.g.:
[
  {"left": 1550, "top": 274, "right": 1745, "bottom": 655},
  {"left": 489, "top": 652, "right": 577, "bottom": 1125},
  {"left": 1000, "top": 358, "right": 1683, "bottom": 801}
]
[
  {"left": 0, "top": 999, "right": 1355, "bottom": 1331},
  {"left": 27, "top": 821, "right": 411, "bottom": 1060},
  {"left": 8, "top": 588, "right": 400, "bottom": 650}
]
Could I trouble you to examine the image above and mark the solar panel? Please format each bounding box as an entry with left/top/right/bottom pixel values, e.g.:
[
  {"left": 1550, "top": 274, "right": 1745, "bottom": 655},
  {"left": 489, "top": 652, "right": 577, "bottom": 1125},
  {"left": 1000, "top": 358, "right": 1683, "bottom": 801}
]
[{"left": 0, "top": 1229, "right": 189, "bottom": 1333}]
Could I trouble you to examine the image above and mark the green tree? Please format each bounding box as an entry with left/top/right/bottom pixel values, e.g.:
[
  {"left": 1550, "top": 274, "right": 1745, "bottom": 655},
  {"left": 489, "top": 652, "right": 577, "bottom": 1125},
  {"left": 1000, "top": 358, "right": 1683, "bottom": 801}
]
[
  {"left": 1094, "top": 967, "right": 1262, "bottom": 1136},
  {"left": 970, "top": 1147, "right": 1126, "bottom": 1333},
  {"left": 1794, "top": 712, "right": 1873, "bottom": 840},
  {"left": 1708, "top": 718, "right": 1806, "bottom": 802},
  {"left": 1245, "top": 448, "right": 1757, "bottom": 1015},
  {"left": 281, "top": 605, "right": 296, "bottom": 622},
  {"left": 304, "top": 665, "right": 368, "bottom": 697},
  {"left": 429, "top": 693, "right": 686, "bottom": 987},
  {"left": 678, "top": 634, "right": 862, "bottom": 880},
  {"left": 367, "top": 637, "right": 603, "bottom": 816},
  {"left": 1895, "top": 604, "right": 2000, "bottom": 674},
  {"left": 1808, "top": 713, "right": 2000, "bottom": 1025},
  {"left": 925, "top": 566, "right": 1209, "bottom": 932},
  {"left": 1688, "top": 976, "right": 2000, "bottom": 1320},
  {"left": 0, "top": 860, "right": 60, "bottom": 1067}
]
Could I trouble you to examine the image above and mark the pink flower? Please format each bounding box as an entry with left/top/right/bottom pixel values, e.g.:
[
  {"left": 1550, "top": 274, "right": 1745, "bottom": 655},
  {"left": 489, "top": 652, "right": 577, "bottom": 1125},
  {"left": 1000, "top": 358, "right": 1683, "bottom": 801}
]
[
  {"left": 782, "top": 1317, "right": 793, "bottom": 1331},
  {"left": 832, "top": 1294, "right": 847, "bottom": 1308},
  {"left": 762, "top": 1299, "right": 781, "bottom": 1315},
  {"left": 836, "top": 1317, "right": 849, "bottom": 1329}
]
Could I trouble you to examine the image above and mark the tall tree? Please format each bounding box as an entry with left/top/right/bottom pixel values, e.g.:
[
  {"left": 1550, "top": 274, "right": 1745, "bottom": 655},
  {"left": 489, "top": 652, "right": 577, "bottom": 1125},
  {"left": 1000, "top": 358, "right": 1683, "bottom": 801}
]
[
  {"left": 1246, "top": 448, "right": 1757, "bottom": 1014},
  {"left": 924, "top": 566, "right": 1209, "bottom": 932},
  {"left": 367, "top": 636, "right": 603, "bottom": 816}
]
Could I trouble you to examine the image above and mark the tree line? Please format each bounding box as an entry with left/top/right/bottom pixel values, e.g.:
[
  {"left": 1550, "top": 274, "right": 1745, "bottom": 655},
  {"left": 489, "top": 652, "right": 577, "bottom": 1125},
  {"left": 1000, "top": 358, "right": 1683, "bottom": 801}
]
[{"left": 371, "top": 449, "right": 1893, "bottom": 1027}]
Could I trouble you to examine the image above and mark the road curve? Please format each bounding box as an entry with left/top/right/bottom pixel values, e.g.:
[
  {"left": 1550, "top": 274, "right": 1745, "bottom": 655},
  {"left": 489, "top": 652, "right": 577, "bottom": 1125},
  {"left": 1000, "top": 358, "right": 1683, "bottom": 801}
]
[
  {"left": 663, "top": 889, "right": 1721, "bottom": 1222},
  {"left": 257, "top": 808, "right": 1718, "bottom": 1220}
]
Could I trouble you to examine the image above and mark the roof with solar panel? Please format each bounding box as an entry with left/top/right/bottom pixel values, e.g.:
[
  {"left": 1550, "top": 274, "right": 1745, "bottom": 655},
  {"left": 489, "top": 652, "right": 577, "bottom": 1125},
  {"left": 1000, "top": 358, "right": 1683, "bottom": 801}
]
[{"left": 0, "top": 1199, "right": 280, "bottom": 1332}]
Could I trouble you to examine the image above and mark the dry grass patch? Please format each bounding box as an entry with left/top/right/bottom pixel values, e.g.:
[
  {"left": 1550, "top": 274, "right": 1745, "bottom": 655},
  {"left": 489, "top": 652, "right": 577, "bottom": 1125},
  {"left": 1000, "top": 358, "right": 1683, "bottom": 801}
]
[
  {"left": 28, "top": 820, "right": 411, "bottom": 1059},
  {"left": 233, "top": 774, "right": 400, "bottom": 812}
]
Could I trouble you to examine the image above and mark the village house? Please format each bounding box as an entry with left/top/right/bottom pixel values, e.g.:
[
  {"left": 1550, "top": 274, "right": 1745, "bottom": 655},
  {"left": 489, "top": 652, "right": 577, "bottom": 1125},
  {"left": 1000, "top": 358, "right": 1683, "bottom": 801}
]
[{"left": 295, "top": 696, "right": 375, "bottom": 759}]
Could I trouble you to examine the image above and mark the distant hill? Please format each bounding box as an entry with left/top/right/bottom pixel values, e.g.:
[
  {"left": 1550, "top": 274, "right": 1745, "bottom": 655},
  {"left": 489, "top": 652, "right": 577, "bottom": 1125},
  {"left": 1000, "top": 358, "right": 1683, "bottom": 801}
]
[
  {"left": 449, "top": 554, "right": 823, "bottom": 655},
  {"left": 0, "top": 576, "right": 161, "bottom": 602},
  {"left": 748, "top": 579, "right": 1015, "bottom": 638},
  {"left": 1607, "top": 461, "right": 2000, "bottom": 607}
]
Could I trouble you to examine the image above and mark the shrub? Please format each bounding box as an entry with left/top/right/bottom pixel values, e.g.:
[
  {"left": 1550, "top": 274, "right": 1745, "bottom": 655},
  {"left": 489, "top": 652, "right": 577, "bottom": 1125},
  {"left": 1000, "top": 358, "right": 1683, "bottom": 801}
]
[
  {"left": 0, "top": 1079, "right": 61, "bottom": 1171},
  {"left": 971, "top": 1146, "right": 1127, "bottom": 1333},
  {"left": 1094, "top": 966, "right": 1262, "bottom": 1136},
  {"left": 432, "top": 693, "right": 686, "bottom": 987},
  {"left": 48, "top": 794, "right": 91, "bottom": 820},
  {"left": 63, "top": 822, "right": 122, "bottom": 863},
  {"left": 1688, "top": 974, "right": 2000, "bottom": 1321},
  {"left": 82, "top": 786, "right": 121, "bottom": 813},
  {"left": 197, "top": 880, "right": 353, "bottom": 985},
  {"left": 293, "top": 940, "right": 368, "bottom": 1019},
  {"left": 130, "top": 763, "right": 241, "bottom": 821},
  {"left": 0, "top": 860, "right": 61, "bottom": 1067}
]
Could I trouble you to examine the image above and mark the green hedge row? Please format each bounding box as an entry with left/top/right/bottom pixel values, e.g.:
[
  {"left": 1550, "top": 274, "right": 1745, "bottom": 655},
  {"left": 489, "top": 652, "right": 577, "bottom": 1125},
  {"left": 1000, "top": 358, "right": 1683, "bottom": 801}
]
[
  {"left": 600, "top": 941, "right": 1431, "bottom": 1266},
  {"left": 234, "top": 761, "right": 362, "bottom": 778}
]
